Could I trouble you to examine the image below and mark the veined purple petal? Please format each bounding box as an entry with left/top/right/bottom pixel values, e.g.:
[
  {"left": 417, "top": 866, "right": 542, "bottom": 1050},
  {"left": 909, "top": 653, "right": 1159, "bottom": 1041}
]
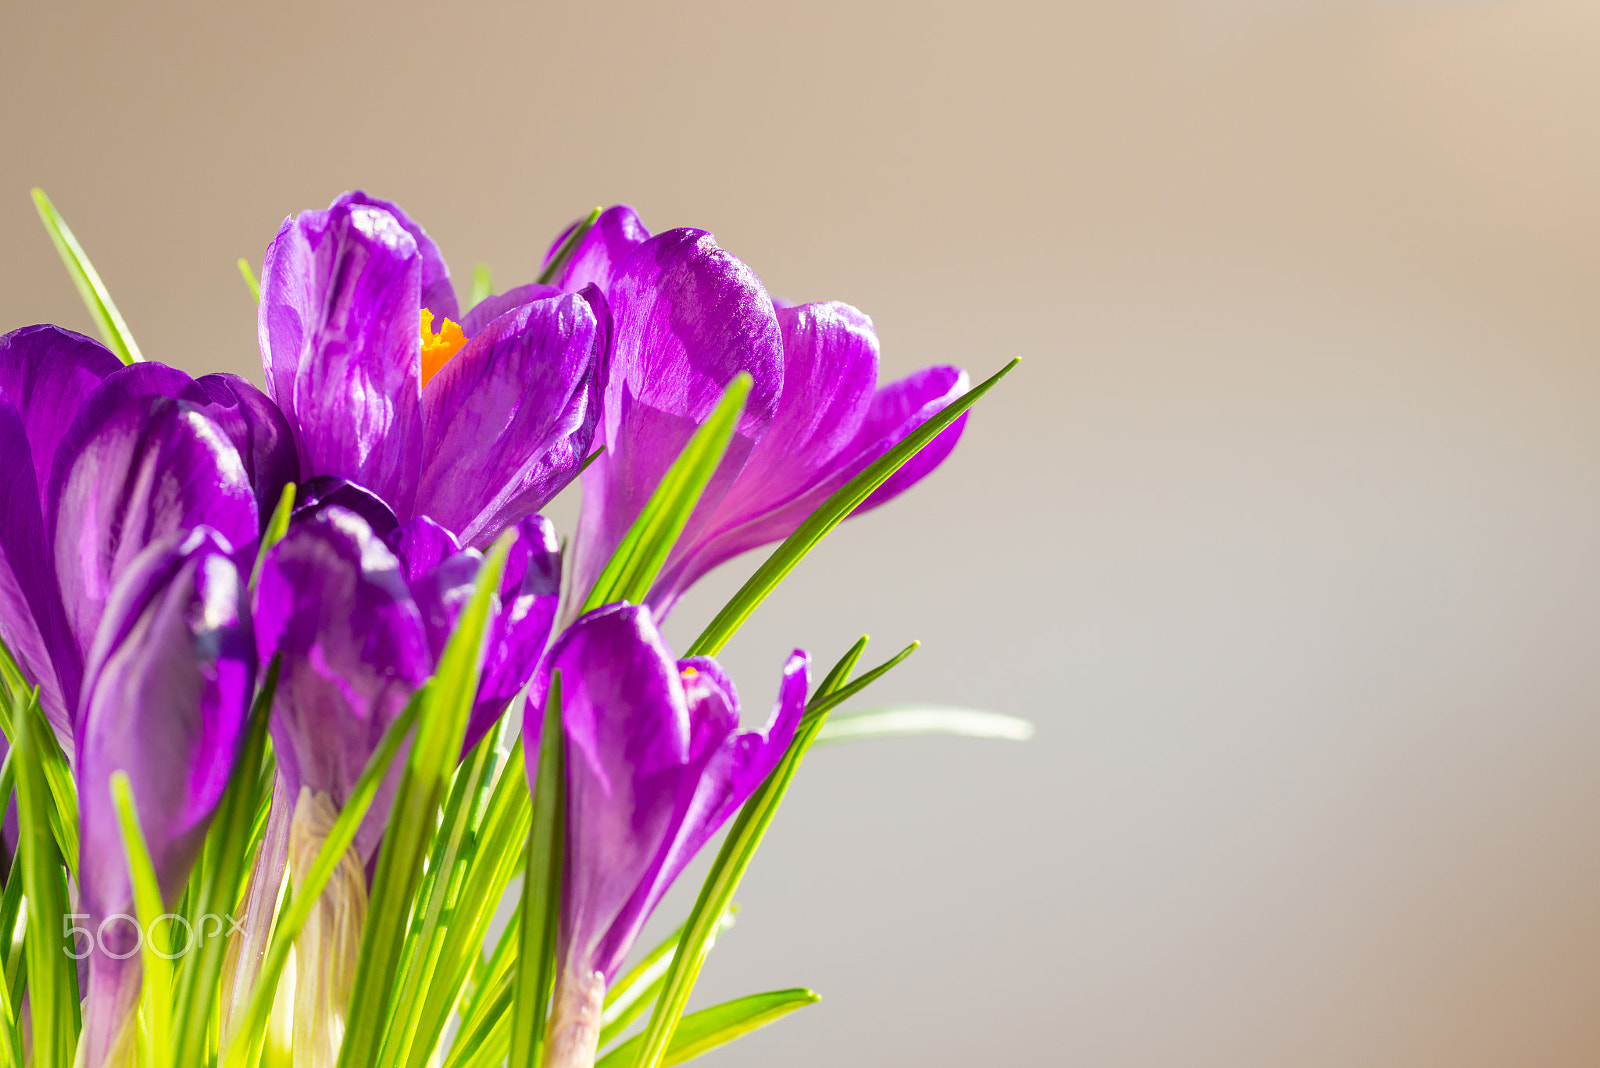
[
  {"left": 569, "top": 229, "right": 784, "bottom": 603},
  {"left": 467, "top": 513, "right": 560, "bottom": 754},
  {"left": 260, "top": 196, "right": 425, "bottom": 517},
  {"left": 253, "top": 507, "right": 428, "bottom": 862},
  {"left": 458, "top": 282, "right": 560, "bottom": 339},
  {"left": 76, "top": 528, "right": 253, "bottom": 1068},
  {"left": 548, "top": 205, "right": 650, "bottom": 294},
  {"left": 50, "top": 388, "right": 257, "bottom": 712},
  {"left": 532, "top": 603, "right": 805, "bottom": 984},
  {"left": 648, "top": 302, "right": 878, "bottom": 611},
  {"left": 417, "top": 291, "right": 604, "bottom": 548},
  {"left": 336, "top": 191, "right": 459, "bottom": 325}
]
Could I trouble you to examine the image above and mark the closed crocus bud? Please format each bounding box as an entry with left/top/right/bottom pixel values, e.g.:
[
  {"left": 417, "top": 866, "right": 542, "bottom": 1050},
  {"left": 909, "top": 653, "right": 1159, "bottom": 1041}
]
[
  {"left": 526, "top": 603, "right": 807, "bottom": 1068},
  {"left": 76, "top": 527, "right": 255, "bottom": 1068}
]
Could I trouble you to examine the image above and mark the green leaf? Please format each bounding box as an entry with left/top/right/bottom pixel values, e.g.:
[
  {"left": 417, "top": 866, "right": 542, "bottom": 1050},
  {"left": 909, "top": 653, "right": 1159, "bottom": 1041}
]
[
  {"left": 249, "top": 482, "right": 297, "bottom": 595},
  {"left": 803, "top": 641, "right": 918, "bottom": 719},
  {"left": 597, "top": 908, "right": 737, "bottom": 1051},
  {"left": 172, "top": 656, "right": 280, "bottom": 1068},
  {"left": 626, "top": 639, "right": 863, "bottom": 1068},
  {"left": 339, "top": 533, "right": 515, "bottom": 1068},
  {"left": 442, "top": 913, "right": 519, "bottom": 1068},
  {"left": 597, "top": 988, "right": 819, "bottom": 1068},
  {"left": 469, "top": 263, "right": 494, "bottom": 306},
  {"left": 688, "top": 357, "right": 1020, "bottom": 658},
  {"left": 13, "top": 687, "right": 78, "bottom": 1065},
  {"left": 581, "top": 374, "right": 751, "bottom": 613},
  {"left": 817, "top": 705, "right": 1034, "bottom": 744},
  {"left": 536, "top": 207, "right": 602, "bottom": 286},
  {"left": 238, "top": 258, "right": 261, "bottom": 300},
  {"left": 31, "top": 188, "right": 143, "bottom": 364},
  {"left": 110, "top": 771, "right": 174, "bottom": 1068},
  {"left": 220, "top": 687, "right": 425, "bottom": 1068},
  {"left": 0, "top": 748, "right": 21, "bottom": 1068},
  {"left": 509, "top": 675, "right": 565, "bottom": 1068}
]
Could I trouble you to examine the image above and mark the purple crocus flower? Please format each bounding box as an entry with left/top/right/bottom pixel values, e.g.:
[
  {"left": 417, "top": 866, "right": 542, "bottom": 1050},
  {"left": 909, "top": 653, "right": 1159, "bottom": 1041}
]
[
  {"left": 546, "top": 207, "right": 969, "bottom": 617},
  {"left": 0, "top": 325, "right": 286, "bottom": 741},
  {"left": 251, "top": 504, "right": 558, "bottom": 1064},
  {"left": 258, "top": 191, "right": 607, "bottom": 549},
  {"left": 76, "top": 527, "right": 255, "bottom": 1068},
  {"left": 526, "top": 603, "right": 807, "bottom": 1066}
]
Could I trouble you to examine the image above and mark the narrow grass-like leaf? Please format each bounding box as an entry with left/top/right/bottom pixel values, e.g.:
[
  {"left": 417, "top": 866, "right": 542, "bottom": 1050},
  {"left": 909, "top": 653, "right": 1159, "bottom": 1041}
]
[
  {"left": 803, "top": 641, "right": 918, "bottom": 719},
  {"left": 399, "top": 734, "right": 533, "bottom": 1068},
  {"left": 535, "top": 207, "right": 602, "bottom": 286},
  {"left": 599, "top": 988, "right": 819, "bottom": 1068},
  {"left": 581, "top": 374, "right": 751, "bottom": 613},
  {"left": 249, "top": 483, "right": 297, "bottom": 595},
  {"left": 31, "top": 188, "right": 143, "bottom": 364},
  {"left": 688, "top": 357, "right": 1020, "bottom": 657},
  {"left": 238, "top": 258, "right": 261, "bottom": 300},
  {"left": 0, "top": 690, "right": 79, "bottom": 884},
  {"left": 220, "top": 688, "right": 424, "bottom": 1068},
  {"left": 627, "top": 639, "right": 863, "bottom": 1068},
  {"left": 172, "top": 656, "right": 280, "bottom": 1068},
  {"left": 14, "top": 688, "right": 78, "bottom": 1064},
  {"left": 110, "top": 772, "right": 174, "bottom": 1068},
  {"left": 0, "top": 748, "right": 20, "bottom": 1068},
  {"left": 597, "top": 909, "right": 736, "bottom": 1051},
  {"left": 339, "top": 533, "right": 514, "bottom": 1068},
  {"left": 817, "top": 705, "right": 1035, "bottom": 744},
  {"left": 469, "top": 263, "right": 494, "bottom": 306},
  {"left": 443, "top": 913, "right": 518, "bottom": 1068},
  {"left": 510, "top": 674, "right": 565, "bottom": 1068}
]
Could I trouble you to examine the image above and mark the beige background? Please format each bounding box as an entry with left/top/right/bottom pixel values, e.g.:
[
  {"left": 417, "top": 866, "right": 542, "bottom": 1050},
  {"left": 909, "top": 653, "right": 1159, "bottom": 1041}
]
[{"left": 6, "top": 0, "right": 1600, "bottom": 1064}]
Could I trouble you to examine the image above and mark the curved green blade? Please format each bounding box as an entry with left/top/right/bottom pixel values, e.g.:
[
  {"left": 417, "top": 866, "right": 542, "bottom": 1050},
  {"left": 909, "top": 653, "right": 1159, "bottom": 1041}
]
[
  {"left": 31, "top": 188, "right": 143, "bottom": 364},
  {"left": 817, "top": 705, "right": 1034, "bottom": 744},
  {"left": 597, "top": 988, "right": 819, "bottom": 1068}
]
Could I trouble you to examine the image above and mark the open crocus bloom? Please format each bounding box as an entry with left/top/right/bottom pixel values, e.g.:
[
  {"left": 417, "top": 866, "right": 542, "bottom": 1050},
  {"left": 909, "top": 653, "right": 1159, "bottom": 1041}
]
[
  {"left": 251, "top": 505, "right": 560, "bottom": 1067},
  {"left": 527, "top": 603, "right": 808, "bottom": 1067},
  {"left": 258, "top": 191, "right": 607, "bottom": 549},
  {"left": 76, "top": 528, "right": 255, "bottom": 1068},
  {"left": 546, "top": 207, "right": 969, "bottom": 617},
  {"left": 0, "top": 324, "right": 287, "bottom": 741}
]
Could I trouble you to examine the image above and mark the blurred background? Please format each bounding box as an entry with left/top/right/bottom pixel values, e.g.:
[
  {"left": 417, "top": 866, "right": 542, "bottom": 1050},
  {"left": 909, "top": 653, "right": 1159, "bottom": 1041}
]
[{"left": 6, "top": 0, "right": 1600, "bottom": 1064}]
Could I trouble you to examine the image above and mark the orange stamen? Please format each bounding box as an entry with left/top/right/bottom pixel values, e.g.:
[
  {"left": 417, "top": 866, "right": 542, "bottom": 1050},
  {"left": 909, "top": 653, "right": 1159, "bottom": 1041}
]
[{"left": 420, "top": 308, "right": 468, "bottom": 387}]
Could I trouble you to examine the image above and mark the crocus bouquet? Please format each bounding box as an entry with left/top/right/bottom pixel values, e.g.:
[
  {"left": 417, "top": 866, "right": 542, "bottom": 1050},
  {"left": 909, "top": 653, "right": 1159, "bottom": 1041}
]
[{"left": 0, "top": 189, "right": 1023, "bottom": 1068}]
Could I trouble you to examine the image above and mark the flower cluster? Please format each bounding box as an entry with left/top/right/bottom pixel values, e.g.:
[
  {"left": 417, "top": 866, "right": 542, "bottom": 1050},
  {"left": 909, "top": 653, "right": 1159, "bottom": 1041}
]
[{"left": 0, "top": 191, "right": 995, "bottom": 1068}]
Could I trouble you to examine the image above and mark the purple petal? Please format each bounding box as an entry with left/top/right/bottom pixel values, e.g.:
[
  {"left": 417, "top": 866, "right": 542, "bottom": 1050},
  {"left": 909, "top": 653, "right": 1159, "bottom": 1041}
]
[
  {"left": 50, "top": 387, "right": 257, "bottom": 703},
  {"left": 417, "top": 292, "right": 604, "bottom": 548},
  {"left": 0, "top": 325, "right": 121, "bottom": 512},
  {"left": 259, "top": 196, "right": 424, "bottom": 516},
  {"left": 466, "top": 514, "right": 561, "bottom": 754},
  {"left": 458, "top": 282, "right": 560, "bottom": 339},
  {"left": 0, "top": 407, "right": 79, "bottom": 736},
  {"left": 336, "top": 191, "right": 459, "bottom": 324},
  {"left": 386, "top": 515, "right": 462, "bottom": 583},
  {"left": 253, "top": 506, "right": 429, "bottom": 862},
  {"left": 292, "top": 476, "right": 401, "bottom": 540},
  {"left": 569, "top": 229, "right": 784, "bottom": 602},
  {"left": 852, "top": 365, "right": 970, "bottom": 511},
  {"left": 648, "top": 302, "right": 879, "bottom": 611},
  {"left": 548, "top": 205, "right": 650, "bottom": 294},
  {"left": 189, "top": 374, "right": 301, "bottom": 520}
]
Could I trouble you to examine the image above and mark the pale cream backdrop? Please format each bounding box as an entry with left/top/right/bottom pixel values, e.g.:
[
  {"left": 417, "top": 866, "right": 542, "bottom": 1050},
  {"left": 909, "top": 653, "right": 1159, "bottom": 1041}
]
[{"left": 5, "top": 1, "right": 1600, "bottom": 1065}]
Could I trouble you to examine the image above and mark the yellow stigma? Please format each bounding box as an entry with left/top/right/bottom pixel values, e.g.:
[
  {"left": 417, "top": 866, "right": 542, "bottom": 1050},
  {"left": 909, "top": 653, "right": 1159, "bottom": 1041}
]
[
  {"left": 681, "top": 666, "right": 699, "bottom": 679},
  {"left": 419, "top": 308, "right": 468, "bottom": 387}
]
